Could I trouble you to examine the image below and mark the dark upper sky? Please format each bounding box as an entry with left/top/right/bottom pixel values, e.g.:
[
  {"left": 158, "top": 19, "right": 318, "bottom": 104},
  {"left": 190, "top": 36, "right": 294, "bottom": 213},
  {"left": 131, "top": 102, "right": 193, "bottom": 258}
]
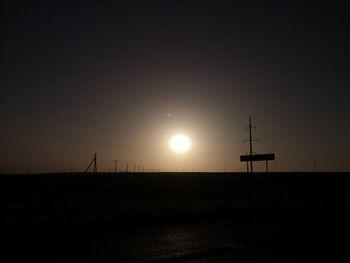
[{"left": 1, "top": 1, "right": 349, "bottom": 173}]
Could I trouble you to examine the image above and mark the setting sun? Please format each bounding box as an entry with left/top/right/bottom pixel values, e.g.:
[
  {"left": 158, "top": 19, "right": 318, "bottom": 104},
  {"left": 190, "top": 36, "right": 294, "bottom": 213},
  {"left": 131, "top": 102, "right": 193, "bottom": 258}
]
[{"left": 169, "top": 134, "right": 191, "bottom": 153}]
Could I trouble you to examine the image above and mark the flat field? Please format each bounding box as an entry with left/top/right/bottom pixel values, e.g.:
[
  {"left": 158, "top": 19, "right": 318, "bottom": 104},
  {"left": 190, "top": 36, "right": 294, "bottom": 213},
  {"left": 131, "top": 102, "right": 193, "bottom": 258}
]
[{"left": 1, "top": 172, "right": 349, "bottom": 262}]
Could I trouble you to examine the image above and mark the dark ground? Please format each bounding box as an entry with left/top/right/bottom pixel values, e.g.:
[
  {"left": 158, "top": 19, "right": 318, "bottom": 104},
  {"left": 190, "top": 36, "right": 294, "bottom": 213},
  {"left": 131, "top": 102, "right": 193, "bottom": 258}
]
[{"left": 1, "top": 172, "right": 350, "bottom": 262}]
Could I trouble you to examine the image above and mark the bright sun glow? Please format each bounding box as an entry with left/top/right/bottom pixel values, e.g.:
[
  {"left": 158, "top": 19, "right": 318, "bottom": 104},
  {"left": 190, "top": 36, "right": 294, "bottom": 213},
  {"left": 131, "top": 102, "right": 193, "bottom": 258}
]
[{"left": 169, "top": 134, "right": 191, "bottom": 153}]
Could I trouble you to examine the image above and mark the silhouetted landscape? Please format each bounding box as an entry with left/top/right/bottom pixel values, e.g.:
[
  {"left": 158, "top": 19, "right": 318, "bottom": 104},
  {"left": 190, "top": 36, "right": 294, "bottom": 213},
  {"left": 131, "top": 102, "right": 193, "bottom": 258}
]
[
  {"left": 2, "top": 172, "right": 350, "bottom": 262},
  {"left": 2, "top": 1, "right": 350, "bottom": 262}
]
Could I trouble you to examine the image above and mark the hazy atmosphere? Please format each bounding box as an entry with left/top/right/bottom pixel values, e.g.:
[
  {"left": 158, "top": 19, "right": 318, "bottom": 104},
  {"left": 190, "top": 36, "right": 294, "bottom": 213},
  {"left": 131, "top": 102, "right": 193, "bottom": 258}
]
[
  {"left": 1, "top": 1, "right": 349, "bottom": 173},
  {"left": 2, "top": 2, "right": 350, "bottom": 263}
]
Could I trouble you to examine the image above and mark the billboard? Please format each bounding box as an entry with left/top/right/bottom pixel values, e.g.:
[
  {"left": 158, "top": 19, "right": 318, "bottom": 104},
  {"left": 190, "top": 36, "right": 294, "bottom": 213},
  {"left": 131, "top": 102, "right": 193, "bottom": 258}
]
[{"left": 240, "top": 153, "right": 275, "bottom": 162}]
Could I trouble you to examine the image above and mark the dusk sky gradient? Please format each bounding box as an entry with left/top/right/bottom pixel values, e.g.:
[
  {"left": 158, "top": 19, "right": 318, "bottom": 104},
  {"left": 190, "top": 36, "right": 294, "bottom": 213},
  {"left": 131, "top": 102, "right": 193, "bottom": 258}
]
[{"left": 1, "top": 1, "right": 349, "bottom": 173}]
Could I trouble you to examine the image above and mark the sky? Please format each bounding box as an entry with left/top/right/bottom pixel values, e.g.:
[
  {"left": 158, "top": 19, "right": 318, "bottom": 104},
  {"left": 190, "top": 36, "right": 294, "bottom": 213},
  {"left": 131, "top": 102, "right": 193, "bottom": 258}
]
[{"left": 1, "top": 1, "right": 349, "bottom": 173}]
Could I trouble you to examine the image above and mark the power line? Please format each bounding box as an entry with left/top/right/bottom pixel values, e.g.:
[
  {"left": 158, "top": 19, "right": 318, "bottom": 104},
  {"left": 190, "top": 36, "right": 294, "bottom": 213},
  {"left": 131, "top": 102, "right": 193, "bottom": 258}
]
[
  {"left": 3, "top": 102, "right": 237, "bottom": 145},
  {"left": 0, "top": 77, "right": 207, "bottom": 126},
  {"left": 1, "top": 76, "right": 239, "bottom": 136}
]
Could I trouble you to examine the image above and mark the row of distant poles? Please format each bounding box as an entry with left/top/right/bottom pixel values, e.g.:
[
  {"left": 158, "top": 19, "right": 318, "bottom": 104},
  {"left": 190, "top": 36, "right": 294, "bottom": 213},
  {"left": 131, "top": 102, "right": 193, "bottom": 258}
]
[
  {"left": 83, "top": 154, "right": 161, "bottom": 175},
  {"left": 84, "top": 157, "right": 215, "bottom": 175}
]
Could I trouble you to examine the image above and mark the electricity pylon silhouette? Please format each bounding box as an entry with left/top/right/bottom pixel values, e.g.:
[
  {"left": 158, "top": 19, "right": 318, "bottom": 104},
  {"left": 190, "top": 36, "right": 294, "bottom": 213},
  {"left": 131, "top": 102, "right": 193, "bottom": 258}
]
[
  {"left": 243, "top": 116, "right": 259, "bottom": 173},
  {"left": 84, "top": 153, "right": 97, "bottom": 175}
]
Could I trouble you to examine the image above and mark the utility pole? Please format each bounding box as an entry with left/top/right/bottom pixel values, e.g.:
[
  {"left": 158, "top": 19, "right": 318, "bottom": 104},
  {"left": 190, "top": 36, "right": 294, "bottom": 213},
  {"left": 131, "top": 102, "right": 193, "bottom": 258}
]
[
  {"left": 244, "top": 116, "right": 258, "bottom": 174},
  {"left": 84, "top": 153, "right": 97, "bottom": 175},
  {"left": 93, "top": 153, "right": 97, "bottom": 174}
]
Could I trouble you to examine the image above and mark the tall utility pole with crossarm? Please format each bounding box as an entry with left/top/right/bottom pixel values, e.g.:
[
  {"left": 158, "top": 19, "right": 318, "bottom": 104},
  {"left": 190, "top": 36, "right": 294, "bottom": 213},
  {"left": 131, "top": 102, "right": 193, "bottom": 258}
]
[{"left": 243, "top": 116, "right": 259, "bottom": 173}]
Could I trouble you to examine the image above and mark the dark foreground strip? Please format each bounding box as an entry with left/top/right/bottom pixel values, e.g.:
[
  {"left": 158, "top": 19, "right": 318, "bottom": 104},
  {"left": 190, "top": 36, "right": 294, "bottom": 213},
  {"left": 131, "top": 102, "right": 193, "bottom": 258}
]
[{"left": 144, "top": 245, "right": 240, "bottom": 263}]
